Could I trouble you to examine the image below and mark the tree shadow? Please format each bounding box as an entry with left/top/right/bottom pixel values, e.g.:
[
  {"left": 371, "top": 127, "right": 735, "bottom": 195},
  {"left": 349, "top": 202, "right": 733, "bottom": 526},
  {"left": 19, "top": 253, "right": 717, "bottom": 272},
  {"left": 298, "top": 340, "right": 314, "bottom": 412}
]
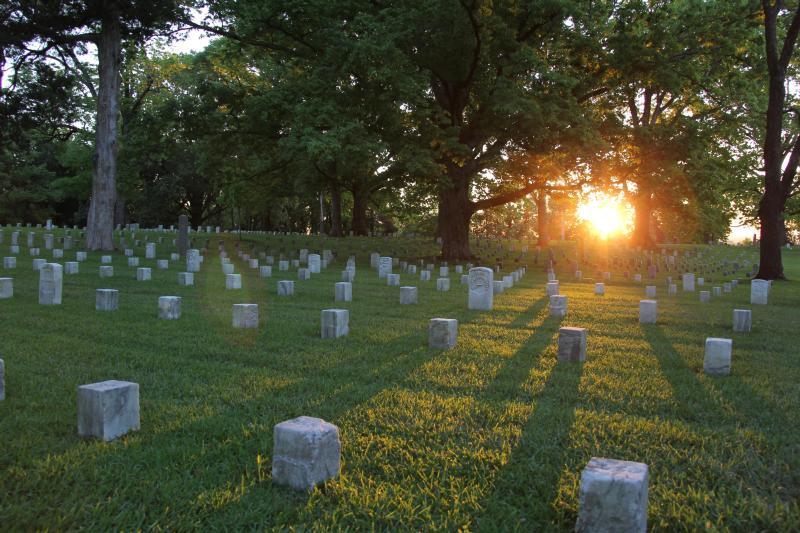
[{"left": 473, "top": 344, "right": 584, "bottom": 530}]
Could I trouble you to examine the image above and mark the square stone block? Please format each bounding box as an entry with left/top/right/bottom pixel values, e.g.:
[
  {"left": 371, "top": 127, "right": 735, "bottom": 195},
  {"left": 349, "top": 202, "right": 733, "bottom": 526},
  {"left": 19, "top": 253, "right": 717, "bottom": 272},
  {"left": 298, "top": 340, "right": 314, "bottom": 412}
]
[
  {"left": 3, "top": 257, "right": 16, "bottom": 269},
  {"left": 733, "top": 309, "right": 751, "bottom": 332},
  {"left": 682, "top": 273, "right": 695, "bottom": 291},
  {"left": 298, "top": 268, "right": 311, "bottom": 280},
  {"left": 178, "top": 272, "right": 194, "bottom": 286},
  {"left": 76, "top": 251, "right": 87, "bottom": 262},
  {"left": 436, "top": 278, "right": 450, "bottom": 291},
  {"left": 0, "top": 278, "right": 13, "bottom": 299},
  {"left": 232, "top": 303, "right": 259, "bottom": 328},
  {"left": 546, "top": 281, "right": 559, "bottom": 296},
  {"left": 699, "top": 290, "right": 710, "bottom": 303},
  {"left": 32, "top": 258, "right": 46, "bottom": 271},
  {"left": 668, "top": 283, "right": 677, "bottom": 295},
  {"left": 420, "top": 270, "right": 431, "bottom": 281},
  {"left": 576, "top": 457, "right": 648, "bottom": 533},
  {"left": 99, "top": 265, "right": 114, "bottom": 278},
  {"left": 157, "top": 259, "right": 169, "bottom": 270},
  {"left": 558, "top": 327, "right": 587, "bottom": 362},
  {"left": 128, "top": 257, "right": 140, "bottom": 267},
  {"left": 222, "top": 262, "right": 234, "bottom": 275},
  {"left": 750, "top": 279, "right": 769, "bottom": 305},
  {"left": 335, "top": 282, "right": 352, "bottom": 302},
  {"left": 468, "top": 267, "right": 493, "bottom": 310},
  {"left": 639, "top": 300, "right": 657, "bottom": 324},
  {"left": 645, "top": 285, "right": 656, "bottom": 298},
  {"left": 278, "top": 280, "right": 295, "bottom": 296},
  {"left": 399, "top": 286, "right": 417, "bottom": 304},
  {"left": 429, "top": 318, "right": 457, "bottom": 349},
  {"left": 272, "top": 416, "right": 341, "bottom": 491},
  {"left": 387, "top": 273, "right": 400, "bottom": 286},
  {"left": 260, "top": 266, "right": 272, "bottom": 278},
  {"left": 321, "top": 309, "right": 349, "bottom": 338},
  {"left": 226, "top": 273, "right": 242, "bottom": 289},
  {"left": 158, "top": 296, "right": 181, "bottom": 319},
  {"left": 77, "top": 380, "right": 140, "bottom": 442},
  {"left": 65, "top": 261, "right": 79, "bottom": 274},
  {"left": 493, "top": 280, "right": 505, "bottom": 294},
  {"left": 136, "top": 267, "right": 152, "bottom": 281},
  {"left": 549, "top": 295, "right": 567, "bottom": 318},
  {"left": 594, "top": 283, "right": 605, "bottom": 296},
  {"left": 39, "top": 263, "right": 62, "bottom": 305},
  {"left": 96, "top": 289, "right": 119, "bottom": 311},
  {"left": 704, "top": 337, "right": 732, "bottom": 376}
]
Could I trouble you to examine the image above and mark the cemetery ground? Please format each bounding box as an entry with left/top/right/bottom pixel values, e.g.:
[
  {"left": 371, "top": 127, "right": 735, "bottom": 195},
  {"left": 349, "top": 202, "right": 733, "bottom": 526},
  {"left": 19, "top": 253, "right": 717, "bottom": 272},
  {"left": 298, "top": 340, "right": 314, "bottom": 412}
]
[{"left": 1, "top": 233, "right": 798, "bottom": 530}]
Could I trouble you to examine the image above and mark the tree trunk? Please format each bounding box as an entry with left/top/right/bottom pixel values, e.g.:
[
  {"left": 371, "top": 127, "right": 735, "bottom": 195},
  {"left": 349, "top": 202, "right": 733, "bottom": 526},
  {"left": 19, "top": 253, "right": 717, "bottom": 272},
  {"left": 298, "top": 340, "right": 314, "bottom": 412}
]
[
  {"left": 351, "top": 185, "right": 369, "bottom": 236},
  {"left": 113, "top": 193, "right": 126, "bottom": 227},
  {"left": 632, "top": 191, "right": 655, "bottom": 248},
  {"left": 330, "top": 183, "right": 343, "bottom": 237},
  {"left": 536, "top": 191, "right": 549, "bottom": 247},
  {"left": 756, "top": 193, "right": 785, "bottom": 279},
  {"left": 85, "top": 9, "right": 121, "bottom": 251},
  {"left": 438, "top": 169, "right": 473, "bottom": 260}
]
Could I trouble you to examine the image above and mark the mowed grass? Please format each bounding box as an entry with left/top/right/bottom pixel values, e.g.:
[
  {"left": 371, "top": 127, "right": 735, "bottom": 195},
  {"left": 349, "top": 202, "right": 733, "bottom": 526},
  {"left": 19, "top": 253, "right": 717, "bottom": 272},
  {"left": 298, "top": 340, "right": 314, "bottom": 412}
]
[{"left": 0, "top": 231, "right": 798, "bottom": 530}]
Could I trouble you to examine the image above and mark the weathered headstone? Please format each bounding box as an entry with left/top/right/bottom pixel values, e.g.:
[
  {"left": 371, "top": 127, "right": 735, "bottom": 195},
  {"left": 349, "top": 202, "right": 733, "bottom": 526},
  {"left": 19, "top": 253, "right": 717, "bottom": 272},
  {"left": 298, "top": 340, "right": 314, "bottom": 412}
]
[
  {"left": 277, "top": 280, "right": 295, "bottom": 296},
  {"left": 467, "top": 267, "right": 493, "bottom": 310},
  {"left": 136, "top": 267, "right": 152, "bottom": 281},
  {"left": 682, "top": 273, "right": 695, "bottom": 291},
  {"left": 232, "top": 303, "right": 259, "bottom": 328},
  {"left": 178, "top": 272, "right": 194, "bottom": 286},
  {"left": 77, "top": 380, "right": 140, "bottom": 441},
  {"left": 226, "top": 273, "right": 242, "bottom": 289},
  {"left": 429, "top": 318, "right": 458, "bottom": 349},
  {"left": 0, "top": 278, "right": 13, "bottom": 299},
  {"left": 378, "top": 256, "right": 392, "bottom": 278},
  {"left": 575, "top": 457, "right": 648, "bottom": 533},
  {"left": 96, "top": 289, "right": 119, "bottom": 311},
  {"left": 308, "top": 253, "right": 321, "bottom": 274},
  {"left": 557, "top": 327, "right": 587, "bottom": 362},
  {"left": 549, "top": 295, "right": 567, "bottom": 318},
  {"left": 260, "top": 266, "right": 272, "bottom": 278},
  {"left": 186, "top": 249, "right": 201, "bottom": 273},
  {"left": 699, "top": 290, "right": 710, "bottom": 303},
  {"left": 750, "top": 279, "right": 769, "bottom": 305},
  {"left": 399, "top": 286, "right": 417, "bottom": 304},
  {"left": 271, "top": 416, "right": 341, "bottom": 490},
  {"left": 645, "top": 285, "right": 656, "bottom": 298},
  {"left": 335, "top": 282, "right": 352, "bottom": 302},
  {"left": 733, "top": 309, "right": 751, "bottom": 332},
  {"left": 321, "top": 309, "right": 349, "bottom": 338},
  {"left": 594, "top": 283, "right": 605, "bottom": 296},
  {"left": 38, "top": 263, "right": 62, "bottom": 305},
  {"left": 65, "top": 261, "right": 79, "bottom": 274},
  {"left": 704, "top": 337, "right": 732, "bottom": 376},
  {"left": 158, "top": 296, "right": 181, "bottom": 319},
  {"left": 639, "top": 300, "right": 657, "bottom": 324}
]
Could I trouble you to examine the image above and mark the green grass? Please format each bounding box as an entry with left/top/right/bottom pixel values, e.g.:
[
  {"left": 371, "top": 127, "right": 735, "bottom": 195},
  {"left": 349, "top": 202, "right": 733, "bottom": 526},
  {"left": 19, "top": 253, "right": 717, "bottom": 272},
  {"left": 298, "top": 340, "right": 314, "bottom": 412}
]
[{"left": 0, "top": 229, "right": 798, "bottom": 530}]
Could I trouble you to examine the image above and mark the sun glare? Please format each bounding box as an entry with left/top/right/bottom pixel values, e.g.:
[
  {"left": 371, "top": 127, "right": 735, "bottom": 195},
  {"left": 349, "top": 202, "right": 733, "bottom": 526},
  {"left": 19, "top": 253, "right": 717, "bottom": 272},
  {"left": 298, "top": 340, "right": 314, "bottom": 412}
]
[{"left": 577, "top": 194, "right": 632, "bottom": 239}]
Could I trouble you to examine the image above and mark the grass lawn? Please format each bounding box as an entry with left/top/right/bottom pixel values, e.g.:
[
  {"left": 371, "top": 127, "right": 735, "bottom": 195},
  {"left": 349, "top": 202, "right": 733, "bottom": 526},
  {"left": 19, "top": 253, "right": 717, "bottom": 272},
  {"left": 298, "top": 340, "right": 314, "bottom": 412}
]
[{"left": 1, "top": 230, "right": 798, "bottom": 530}]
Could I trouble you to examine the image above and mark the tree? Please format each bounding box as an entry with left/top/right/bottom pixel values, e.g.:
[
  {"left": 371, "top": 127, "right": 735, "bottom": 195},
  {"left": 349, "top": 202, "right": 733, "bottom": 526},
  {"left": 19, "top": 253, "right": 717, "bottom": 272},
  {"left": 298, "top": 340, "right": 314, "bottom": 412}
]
[
  {"left": 756, "top": 1, "right": 800, "bottom": 279},
  {"left": 3, "top": 0, "right": 186, "bottom": 249}
]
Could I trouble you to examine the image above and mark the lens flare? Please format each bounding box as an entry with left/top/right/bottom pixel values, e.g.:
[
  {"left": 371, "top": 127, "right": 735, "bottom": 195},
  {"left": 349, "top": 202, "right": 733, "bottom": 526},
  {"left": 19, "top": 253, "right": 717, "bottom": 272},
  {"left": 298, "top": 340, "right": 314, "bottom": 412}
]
[{"left": 577, "top": 194, "right": 632, "bottom": 239}]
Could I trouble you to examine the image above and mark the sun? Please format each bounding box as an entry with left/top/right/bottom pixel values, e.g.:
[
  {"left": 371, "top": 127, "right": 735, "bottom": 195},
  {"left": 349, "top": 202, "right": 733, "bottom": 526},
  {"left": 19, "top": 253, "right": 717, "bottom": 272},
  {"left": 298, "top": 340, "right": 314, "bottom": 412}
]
[{"left": 577, "top": 193, "right": 632, "bottom": 239}]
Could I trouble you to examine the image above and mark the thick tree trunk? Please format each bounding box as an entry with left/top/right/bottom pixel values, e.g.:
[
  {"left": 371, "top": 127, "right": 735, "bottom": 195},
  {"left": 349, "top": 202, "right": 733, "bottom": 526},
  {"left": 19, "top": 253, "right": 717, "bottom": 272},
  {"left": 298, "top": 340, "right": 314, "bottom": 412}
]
[
  {"left": 756, "top": 194, "right": 785, "bottom": 279},
  {"left": 85, "top": 10, "right": 121, "bottom": 251},
  {"left": 536, "top": 191, "right": 549, "bottom": 247},
  {"left": 351, "top": 185, "right": 369, "bottom": 236},
  {"left": 438, "top": 170, "right": 473, "bottom": 260},
  {"left": 632, "top": 192, "right": 655, "bottom": 248},
  {"left": 113, "top": 194, "right": 126, "bottom": 227},
  {"left": 330, "top": 183, "right": 343, "bottom": 237}
]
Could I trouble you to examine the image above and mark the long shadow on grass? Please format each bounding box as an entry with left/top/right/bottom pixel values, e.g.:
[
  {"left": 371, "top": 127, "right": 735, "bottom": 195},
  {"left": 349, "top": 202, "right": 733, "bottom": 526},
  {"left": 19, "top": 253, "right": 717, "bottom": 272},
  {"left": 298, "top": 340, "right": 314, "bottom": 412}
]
[
  {"left": 13, "top": 327, "right": 443, "bottom": 529},
  {"left": 473, "top": 342, "right": 584, "bottom": 531},
  {"left": 642, "top": 325, "right": 735, "bottom": 426},
  {"left": 505, "top": 296, "right": 549, "bottom": 330}
]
